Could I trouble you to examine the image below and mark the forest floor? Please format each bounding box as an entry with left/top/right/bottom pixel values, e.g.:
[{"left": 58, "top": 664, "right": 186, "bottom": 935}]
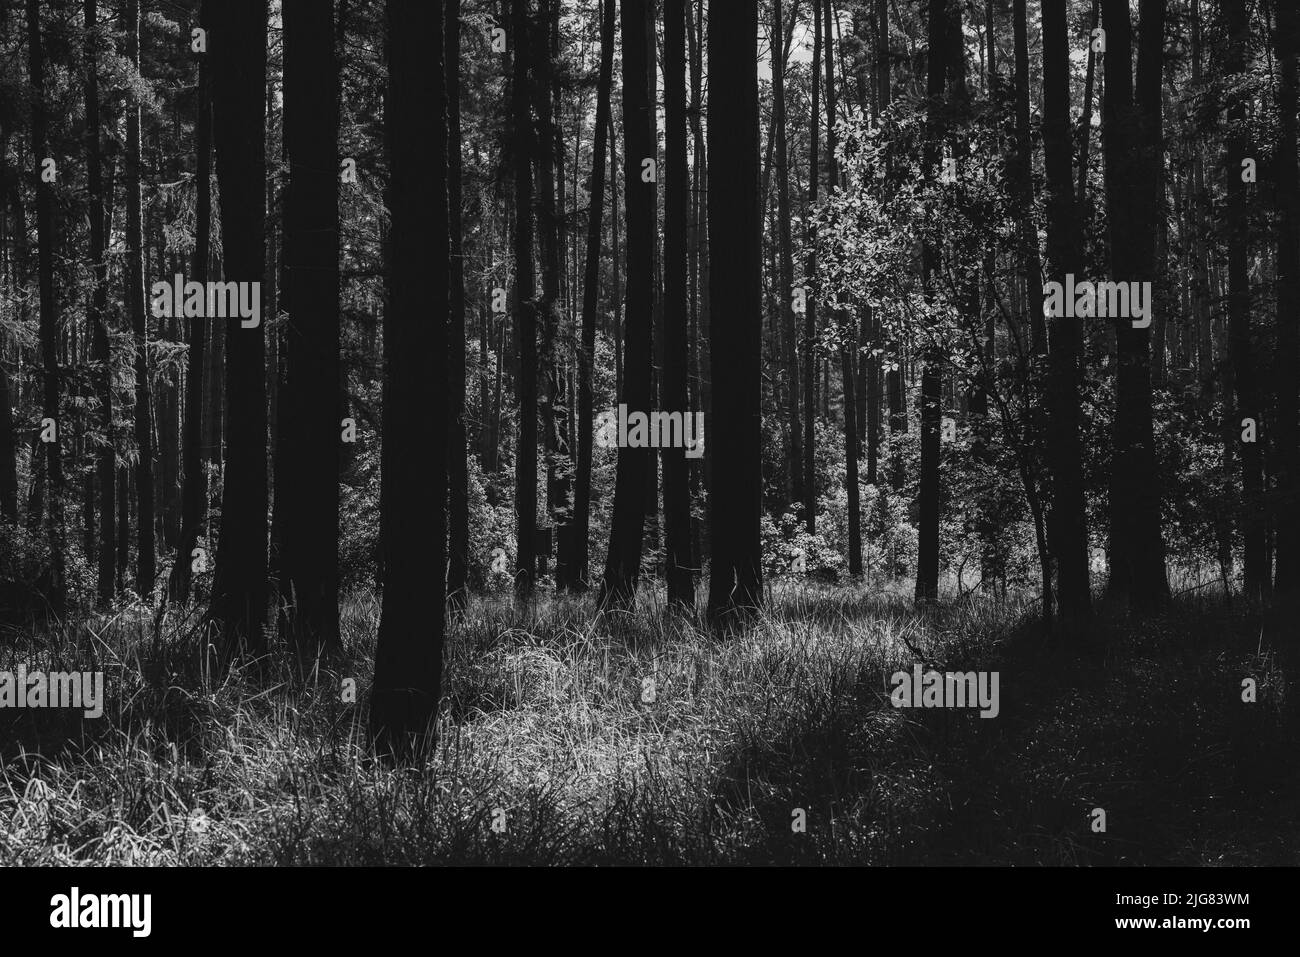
[{"left": 1, "top": 581, "right": 1297, "bottom": 865}]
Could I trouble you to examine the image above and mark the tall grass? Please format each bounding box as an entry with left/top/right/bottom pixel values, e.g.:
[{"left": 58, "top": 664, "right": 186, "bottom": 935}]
[{"left": 1, "top": 581, "right": 1295, "bottom": 864}]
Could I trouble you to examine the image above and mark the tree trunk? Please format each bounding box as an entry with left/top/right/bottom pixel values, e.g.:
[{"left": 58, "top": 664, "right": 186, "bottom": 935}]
[
  {"left": 84, "top": 0, "right": 115, "bottom": 600},
  {"left": 26, "top": 0, "right": 66, "bottom": 610},
  {"left": 803, "top": 0, "right": 821, "bottom": 532},
  {"left": 1102, "top": 0, "right": 1170, "bottom": 612},
  {"left": 511, "top": 0, "right": 539, "bottom": 598},
  {"left": 598, "top": 0, "right": 654, "bottom": 607},
  {"left": 276, "top": 0, "right": 341, "bottom": 655},
  {"left": 207, "top": 0, "right": 270, "bottom": 656},
  {"left": 773, "top": 0, "right": 802, "bottom": 510},
  {"left": 662, "top": 0, "right": 694, "bottom": 607},
  {"left": 1274, "top": 0, "right": 1300, "bottom": 594},
  {"left": 371, "top": 0, "right": 449, "bottom": 759},
  {"left": 123, "top": 0, "right": 155, "bottom": 599},
  {"left": 574, "top": 0, "right": 615, "bottom": 593},
  {"left": 706, "top": 0, "right": 763, "bottom": 630},
  {"left": 169, "top": 0, "right": 209, "bottom": 604},
  {"left": 446, "top": 0, "right": 472, "bottom": 609},
  {"left": 1221, "top": 0, "right": 1266, "bottom": 602},
  {"left": 1041, "top": 0, "right": 1092, "bottom": 627}
]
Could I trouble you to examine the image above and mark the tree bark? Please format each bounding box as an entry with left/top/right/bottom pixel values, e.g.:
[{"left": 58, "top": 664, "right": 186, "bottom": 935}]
[
  {"left": 706, "top": 0, "right": 763, "bottom": 630},
  {"left": 371, "top": 0, "right": 449, "bottom": 759},
  {"left": 207, "top": 0, "right": 270, "bottom": 656}
]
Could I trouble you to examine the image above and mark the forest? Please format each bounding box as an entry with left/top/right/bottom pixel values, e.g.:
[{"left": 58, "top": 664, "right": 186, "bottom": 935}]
[{"left": 0, "top": 0, "right": 1297, "bottom": 867}]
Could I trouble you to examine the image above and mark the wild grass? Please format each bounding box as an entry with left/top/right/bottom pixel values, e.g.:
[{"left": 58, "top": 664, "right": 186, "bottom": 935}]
[{"left": 1, "top": 580, "right": 1296, "bottom": 865}]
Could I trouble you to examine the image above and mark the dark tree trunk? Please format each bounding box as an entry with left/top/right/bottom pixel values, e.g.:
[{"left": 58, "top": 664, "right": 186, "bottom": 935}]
[
  {"left": 169, "top": 0, "right": 210, "bottom": 604},
  {"left": 915, "top": 0, "right": 948, "bottom": 605},
  {"left": 1041, "top": 0, "right": 1092, "bottom": 627},
  {"left": 662, "top": 0, "right": 693, "bottom": 607},
  {"left": 511, "top": 0, "right": 539, "bottom": 597},
  {"left": 277, "top": 0, "right": 341, "bottom": 655},
  {"left": 598, "top": 0, "right": 654, "bottom": 607},
  {"left": 207, "top": 0, "right": 270, "bottom": 656},
  {"left": 1221, "top": 0, "right": 1266, "bottom": 601},
  {"left": 803, "top": 0, "right": 821, "bottom": 532},
  {"left": 26, "top": 0, "right": 66, "bottom": 609},
  {"left": 1102, "top": 0, "right": 1170, "bottom": 612},
  {"left": 446, "top": 0, "right": 472, "bottom": 609},
  {"left": 84, "top": 0, "right": 115, "bottom": 600},
  {"left": 773, "top": 0, "right": 802, "bottom": 509},
  {"left": 823, "top": 0, "right": 860, "bottom": 578},
  {"left": 706, "top": 0, "right": 763, "bottom": 630},
  {"left": 574, "top": 0, "right": 616, "bottom": 592},
  {"left": 535, "top": 0, "right": 573, "bottom": 589},
  {"left": 123, "top": 0, "right": 155, "bottom": 599},
  {"left": 1013, "top": 0, "right": 1046, "bottom": 357},
  {"left": 1274, "top": 0, "right": 1300, "bottom": 593},
  {"left": 371, "top": 0, "right": 449, "bottom": 759}
]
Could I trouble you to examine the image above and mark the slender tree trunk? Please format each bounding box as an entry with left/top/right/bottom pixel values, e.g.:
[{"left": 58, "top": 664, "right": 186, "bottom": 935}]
[
  {"left": 276, "top": 0, "right": 341, "bottom": 655},
  {"left": 371, "top": 0, "right": 449, "bottom": 759},
  {"left": 169, "top": 0, "right": 210, "bottom": 604},
  {"left": 535, "top": 0, "right": 572, "bottom": 588},
  {"left": 662, "top": 0, "right": 694, "bottom": 607},
  {"left": 1102, "top": 0, "right": 1170, "bottom": 611},
  {"left": 706, "top": 0, "right": 763, "bottom": 630},
  {"left": 599, "top": 0, "right": 654, "bottom": 607},
  {"left": 446, "top": 0, "right": 471, "bottom": 609},
  {"left": 207, "top": 0, "right": 270, "bottom": 656},
  {"left": 803, "top": 0, "right": 821, "bottom": 532},
  {"left": 1222, "top": 0, "right": 1266, "bottom": 602},
  {"left": 773, "top": 0, "right": 802, "bottom": 510},
  {"left": 1013, "top": 0, "right": 1046, "bottom": 357},
  {"left": 27, "top": 0, "right": 66, "bottom": 609},
  {"left": 574, "top": 0, "right": 615, "bottom": 593},
  {"left": 1274, "top": 0, "right": 1300, "bottom": 594},
  {"left": 1041, "top": 0, "right": 1092, "bottom": 627},
  {"left": 511, "top": 0, "right": 539, "bottom": 597},
  {"left": 915, "top": 0, "right": 948, "bottom": 605},
  {"left": 123, "top": 0, "right": 155, "bottom": 599},
  {"left": 84, "top": 0, "right": 116, "bottom": 600}
]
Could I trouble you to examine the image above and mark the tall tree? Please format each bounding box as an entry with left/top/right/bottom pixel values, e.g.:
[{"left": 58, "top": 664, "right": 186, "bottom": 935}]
[
  {"left": 26, "top": 0, "right": 66, "bottom": 608},
  {"left": 169, "top": 0, "right": 209, "bottom": 604},
  {"left": 1012, "top": 0, "right": 1046, "bottom": 357},
  {"left": 773, "top": 0, "right": 802, "bottom": 509},
  {"left": 1221, "top": 0, "right": 1265, "bottom": 602},
  {"left": 1274, "top": 0, "right": 1300, "bottom": 594},
  {"left": 706, "top": 0, "right": 762, "bottom": 629},
  {"left": 278, "top": 0, "right": 341, "bottom": 655},
  {"left": 371, "top": 0, "right": 449, "bottom": 757},
  {"left": 824, "top": 0, "right": 861, "bottom": 578},
  {"left": 207, "top": 0, "right": 270, "bottom": 656},
  {"left": 123, "top": 0, "right": 155, "bottom": 598},
  {"left": 662, "top": 0, "right": 694, "bottom": 606},
  {"left": 84, "top": 0, "right": 115, "bottom": 601},
  {"left": 915, "top": 0, "right": 948, "bottom": 605},
  {"left": 1040, "top": 0, "right": 1092, "bottom": 626},
  {"left": 446, "top": 0, "right": 471, "bottom": 609},
  {"left": 511, "top": 0, "right": 539, "bottom": 597},
  {"left": 1102, "top": 0, "right": 1169, "bottom": 612},
  {"left": 804, "top": 0, "right": 821, "bottom": 532},
  {"left": 599, "top": 0, "right": 654, "bottom": 607},
  {"left": 574, "top": 0, "right": 616, "bottom": 591},
  {"left": 535, "top": 0, "right": 573, "bottom": 588}
]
